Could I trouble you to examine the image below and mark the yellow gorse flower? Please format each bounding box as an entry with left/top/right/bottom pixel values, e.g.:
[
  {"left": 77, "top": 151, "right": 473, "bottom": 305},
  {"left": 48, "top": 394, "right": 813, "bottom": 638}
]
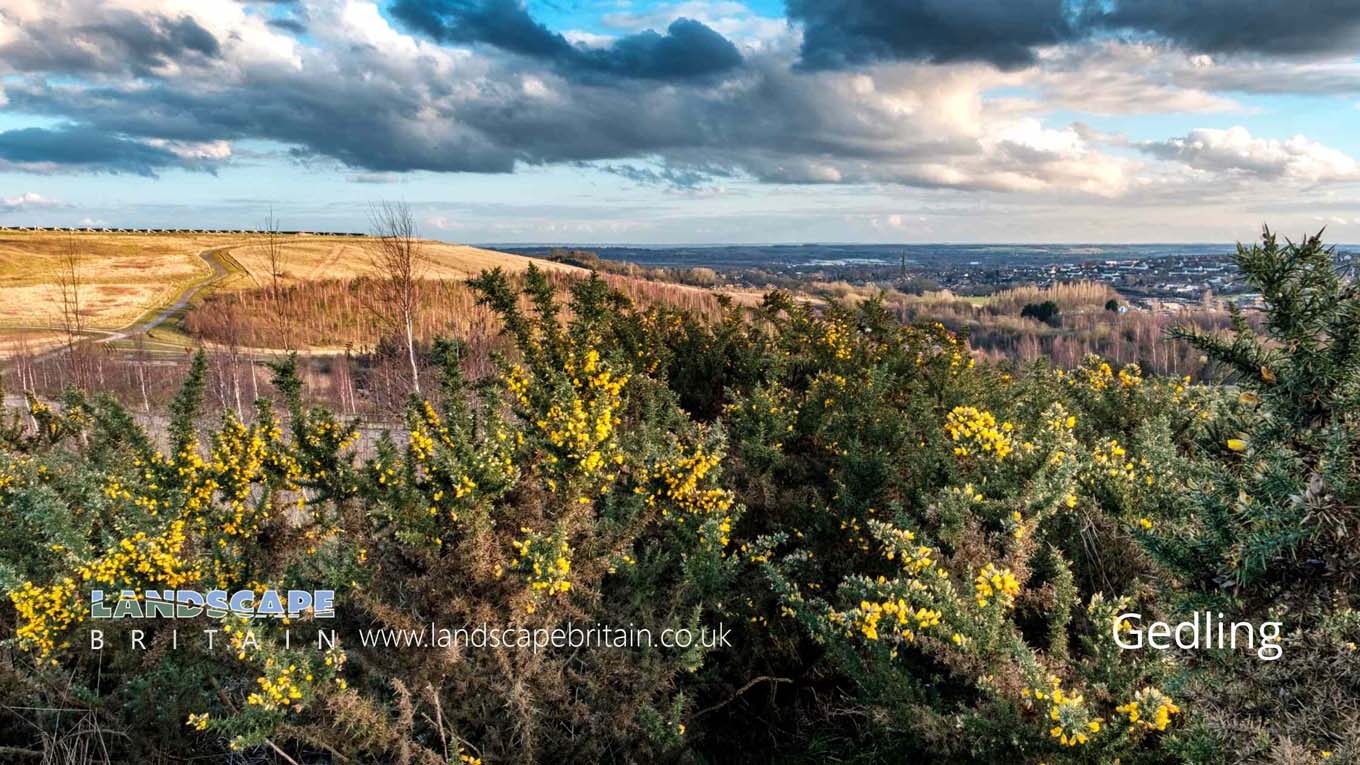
[
  {"left": 1115, "top": 687, "right": 1181, "bottom": 732},
  {"left": 973, "top": 563, "right": 1020, "bottom": 609},
  {"left": 945, "top": 406, "right": 1014, "bottom": 461}
]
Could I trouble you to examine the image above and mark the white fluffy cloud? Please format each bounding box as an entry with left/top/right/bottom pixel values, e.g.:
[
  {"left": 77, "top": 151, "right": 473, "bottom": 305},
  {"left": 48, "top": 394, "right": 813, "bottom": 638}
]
[
  {"left": 1143, "top": 126, "right": 1359, "bottom": 184},
  {"left": 0, "top": 192, "right": 64, "bottom": 211}
]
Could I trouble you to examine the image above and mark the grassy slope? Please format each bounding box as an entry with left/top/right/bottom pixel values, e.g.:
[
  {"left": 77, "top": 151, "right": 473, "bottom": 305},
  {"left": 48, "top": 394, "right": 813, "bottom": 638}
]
[
  {"left": 0, "top": 231, "right": 217, "bottom": 330},
  {"left": 0, "top": 232, "right": 580, "bottom": 355}
]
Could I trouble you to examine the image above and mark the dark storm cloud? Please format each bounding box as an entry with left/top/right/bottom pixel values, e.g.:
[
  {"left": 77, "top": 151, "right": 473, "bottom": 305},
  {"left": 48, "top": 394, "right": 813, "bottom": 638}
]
[
  {"left": 389, "top": 0, "right": 742, "bottom": 79},
  {"left": 787, "top": 0, "right": 1079, "bottom": 71},
  {"left": 787, "top": 0, "right": 1360, "bottom": 72},
  {"left": 0, "top": 126, "right": 195, "bottom": 176},
  {"left": 4, "top": 0, "right": 1355, "bottom": 196},
  {"left": 1095, "top": 0, "right": 1360, "bottom": 56},
  {"left": 96, "top": 13, "right": 221, "bottom": 62},
  {"left": 4, "top": 81, "right": 520, "bottom": 174},
  {"left": 0, "top": 12, "right": 219, "bottom": 75}
]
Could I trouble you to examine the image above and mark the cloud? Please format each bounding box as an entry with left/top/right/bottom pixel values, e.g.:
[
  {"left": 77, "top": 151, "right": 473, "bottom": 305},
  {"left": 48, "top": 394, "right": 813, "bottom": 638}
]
[
  {"left": 0, "top": 126, "right": 220, "bottom": 176},
  {"left": 600, "top": 2, "right": 790, "bottom": 48},
  {"left": 0, "top": 0, "right": 1356, "bottom": 214},
  {"left": 787, "top": 0, "right": 1076, "bottom": 71},
  {"left": 1029, "top": 42, "right": 1242, "bottom": 114},
  {"left": 267, "top": 17, "right": 307, "bottom": 34},
  {"left": 598, "top": 161, "right": 727, "bottom": 189},
  {"left": 346, "top": 172, "right": 403, "bottom": 184},
  {"left": 389, "top": 0, "right": 742, "bottom": 80},
  {"left": 0, "top": 9, "right": 219, "bottom": 76},
  {"left": 0, "top": 15, "right": 1154, "bottom": 200},
  {"left": 0, "top": 192, "right": 65, "bottom": 213},
  {"left": 1141, "top": 126, "right": 1360, "bottom": 184},
  {"left": 1094, "top": 0, "right": 1360, "bottom": 58},
  {"left": 786, "top": 0, "right": 1360, "bottom": 73}
]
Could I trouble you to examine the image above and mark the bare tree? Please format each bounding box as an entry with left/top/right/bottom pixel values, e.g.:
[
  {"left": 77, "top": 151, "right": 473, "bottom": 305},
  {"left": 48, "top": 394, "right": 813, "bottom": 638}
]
[
  {"left": 368, "top": 201, "right": 424, "bottom": 394},
  {"left": 263, "top": 208, "right": 293, "bottom": 351},
  {"left": 56, "top": 235, "right": 86, "bottom": 387},
  {"left": 264, "top": 208, "right": 284, "bottom": 300},
  {"left": 132, "top": 334, "right": 152, "bottom": 415}
]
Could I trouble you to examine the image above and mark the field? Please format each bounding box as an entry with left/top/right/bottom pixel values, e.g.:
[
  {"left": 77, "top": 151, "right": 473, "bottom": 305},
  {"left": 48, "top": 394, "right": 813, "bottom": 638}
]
[
  {"left": 223, "top": 238, "right": 578, "bottom": 288},
  {"left": 0, "top": 230, "right": 218, "bottom": 330},
  {"left": 0, "top": 231, "right": 579, "bottom": 356}
]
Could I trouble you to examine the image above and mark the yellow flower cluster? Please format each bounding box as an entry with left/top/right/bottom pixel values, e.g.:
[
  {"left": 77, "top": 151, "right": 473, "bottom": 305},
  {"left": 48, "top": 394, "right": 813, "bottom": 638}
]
[
  {"left": 409, "top": 425, "right": 435, "bottom": 462},
  {"left": 822, "top": 320, "right": 854, "bottom": 361},
  {"left": 973, "top": 563, "right": 1020, "bottom": 608},
  {"left": 534, "top": 349, "right": 629, "bottom": 483},
  {"left": 1045, "top": 403, "right": 1077, "bottom": 433},
  {"left": 1066, "top": 357, "right": 1150, "bottom": 394},
  {"left": 246, "top": 661, "right": 307, "bottom": 711},
  {"left": 11, "top": 520, "right": 200, "bottom": 661},
  {"left": 505, "top": 364, "right": 531, "bottom": 405},
  {"left": 952, "top": 483, "right": 985, "bottom": 502},
  {"left": 296, "top": 415, "right": 357, "bottom": 483},
  {"left": 647, "top": 447, "right": 737, "bottom": 548},
  {"left": 404, "top": 400, "right": 513, "bottom": 525},
  {"left": 1091, "top": 438, "right": 1152, "bottom": 485},
  {"left": 186, "top": 712, "right": 210, "bottom": 731},
  {"left": 77, "top": 520, "right": 199, "bottom": 588},
  {"left": 874, "top": 523, "right": 937, "bottom": 576},
  {"left": 842, "top": 599, "right": 942, "bottom": 642},
  {"left": 1118, "top": 364, "right": 1143, "bottom": 388},
  {"left": 209, "top": 417, "right": 274, "bottom": 537},
  {"left": 1032, "top": 676, "right": 1100, "bottom": 747},
  {"left": 1115, "top": 687, "right": 1180, "bottom": 732},
  {"left": 945, "top": 406, "right": 1014, "bottom": 460},
  {"left": 510, "top": 529, "right": 572, "bottom": 601},
  {"left": 10, "top": 577, "right": 80, "bottom": 662}
]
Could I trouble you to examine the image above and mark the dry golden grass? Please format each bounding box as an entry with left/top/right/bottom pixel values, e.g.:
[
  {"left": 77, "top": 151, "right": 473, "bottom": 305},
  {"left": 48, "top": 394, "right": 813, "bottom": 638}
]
[
  {"left": 223, "top": 238, "right": 582, "bottom": 289},
  {"left": 0, "top": 328, "right": 65, "bottom": 356},
  {"left": 0, "top": 231, "right": 576, "bottom": 336},
  {"left": 0, "top": 231, "right": 219, "bottom": 329}
]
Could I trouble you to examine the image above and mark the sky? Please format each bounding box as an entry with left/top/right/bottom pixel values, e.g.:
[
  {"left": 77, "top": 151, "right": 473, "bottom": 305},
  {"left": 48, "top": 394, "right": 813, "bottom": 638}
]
[{"left": 1, "top": 0, "right": 1360, "bottom": 244}]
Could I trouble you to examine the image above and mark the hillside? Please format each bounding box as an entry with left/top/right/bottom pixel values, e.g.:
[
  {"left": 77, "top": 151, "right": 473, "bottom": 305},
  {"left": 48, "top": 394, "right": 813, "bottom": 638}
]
[
  {"left": 0, "top": 231, "right": 577, "bottom": 353},
  {"left": 221, "top": 237, "right": 581, "bottom": 289},
  {"left": 0, "top": 230, "right": 217, "bottom": 330}
]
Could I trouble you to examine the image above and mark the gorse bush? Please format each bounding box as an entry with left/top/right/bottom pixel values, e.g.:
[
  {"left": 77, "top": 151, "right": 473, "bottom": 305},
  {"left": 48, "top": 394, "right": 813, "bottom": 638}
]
[{"left": 0, "top": 231, "right": 1357, "bottom": 762}]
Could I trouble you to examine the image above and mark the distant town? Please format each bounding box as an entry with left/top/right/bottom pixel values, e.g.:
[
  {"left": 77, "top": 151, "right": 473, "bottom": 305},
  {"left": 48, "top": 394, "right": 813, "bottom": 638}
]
[{"left": 509, "top": 242, "right": 1358, "bottom": 310}]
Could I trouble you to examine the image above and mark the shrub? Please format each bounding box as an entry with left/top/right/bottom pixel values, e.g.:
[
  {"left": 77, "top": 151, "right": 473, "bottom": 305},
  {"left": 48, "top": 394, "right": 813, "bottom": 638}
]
[
  {"left": 2, "top": 233, "right": 1356, "bottom": 762},
  {"left": 1022, "top": 301, "right": 1062, "bottom": 327}
]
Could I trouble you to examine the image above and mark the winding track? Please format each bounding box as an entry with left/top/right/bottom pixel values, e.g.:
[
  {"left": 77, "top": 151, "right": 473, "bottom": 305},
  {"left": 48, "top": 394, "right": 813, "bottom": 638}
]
[
  {"left": 121, "top": 245, "right": 232, "bottom": 340},
  {"left": 31, "top": 243, "right": 236, "bottom": 360}
]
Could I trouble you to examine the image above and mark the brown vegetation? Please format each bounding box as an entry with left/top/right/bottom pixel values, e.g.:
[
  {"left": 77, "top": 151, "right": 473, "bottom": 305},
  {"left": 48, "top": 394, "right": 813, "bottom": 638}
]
[
  {"left": 839, "top": 280, "right": 1248, "bottom": 379},
  {"left": 184, "top": 270, "right": 733, "bottom": 352}
]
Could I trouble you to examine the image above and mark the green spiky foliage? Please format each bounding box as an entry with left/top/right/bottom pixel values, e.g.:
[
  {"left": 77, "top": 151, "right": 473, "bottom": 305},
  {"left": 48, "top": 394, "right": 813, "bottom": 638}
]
[
  {"left": 1164, "top": 229, "right": 1360, "bottom": 606},
  {"left": 1159, "top": 229, "right": 1360, "bottom": 760}
]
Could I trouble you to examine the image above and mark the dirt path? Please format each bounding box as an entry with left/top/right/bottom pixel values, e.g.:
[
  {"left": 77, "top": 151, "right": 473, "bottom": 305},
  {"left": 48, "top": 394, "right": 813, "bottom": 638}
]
[
  {"left": 121, "top": 245, "right": 231, "bottom": 340},
  {"left": 31, "top": 244, "right": 237, "bottom": 360}
]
